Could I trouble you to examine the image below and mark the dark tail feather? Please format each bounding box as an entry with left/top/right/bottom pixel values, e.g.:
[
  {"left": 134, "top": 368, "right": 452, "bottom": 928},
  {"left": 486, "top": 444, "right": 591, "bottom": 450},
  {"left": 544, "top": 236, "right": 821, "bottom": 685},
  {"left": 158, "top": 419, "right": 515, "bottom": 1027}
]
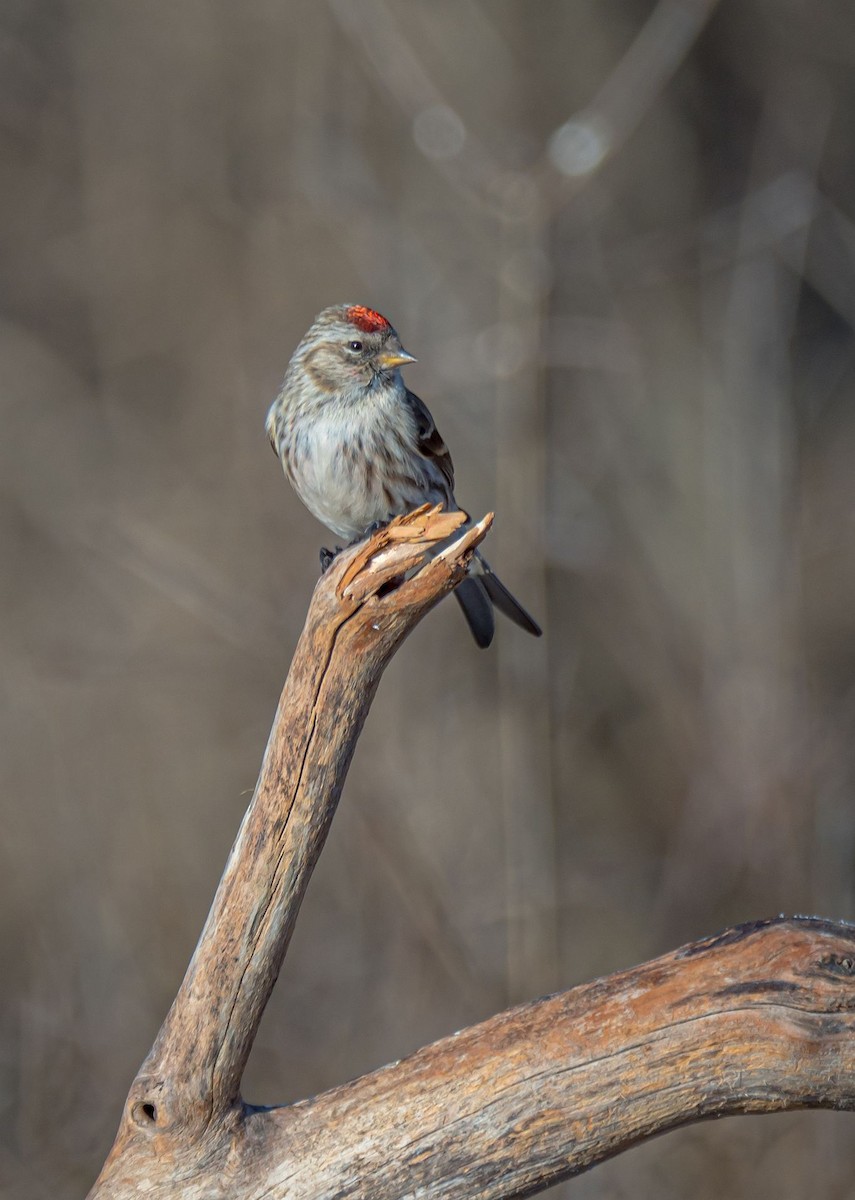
[
  {"left": 480, "top": 569, "right": 542, "bottom": 638},
  {"left": 454, "top": 577, "right": 495, "bottom": 648}
]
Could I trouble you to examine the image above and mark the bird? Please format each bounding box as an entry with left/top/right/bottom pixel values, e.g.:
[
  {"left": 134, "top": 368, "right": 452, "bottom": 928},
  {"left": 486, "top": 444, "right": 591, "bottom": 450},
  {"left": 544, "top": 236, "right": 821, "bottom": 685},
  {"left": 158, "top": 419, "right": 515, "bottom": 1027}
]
[{"left": 266, "top": 303, "right": 542, "bottom": 648}]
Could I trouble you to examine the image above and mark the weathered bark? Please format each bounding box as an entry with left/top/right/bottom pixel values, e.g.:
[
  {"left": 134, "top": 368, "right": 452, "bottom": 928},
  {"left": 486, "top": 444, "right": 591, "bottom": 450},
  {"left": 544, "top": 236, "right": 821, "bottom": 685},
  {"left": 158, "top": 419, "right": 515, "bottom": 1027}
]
[{"left": 87, "top": 508, "right": 855, "bottom": 1199}]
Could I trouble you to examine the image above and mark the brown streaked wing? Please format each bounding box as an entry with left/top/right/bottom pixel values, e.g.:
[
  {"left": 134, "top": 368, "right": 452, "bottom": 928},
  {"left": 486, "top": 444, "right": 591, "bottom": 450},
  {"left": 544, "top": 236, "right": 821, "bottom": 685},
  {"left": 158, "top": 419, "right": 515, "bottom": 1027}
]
[{"left": 405, "top": 388, "right": 455, "bottom": 494}]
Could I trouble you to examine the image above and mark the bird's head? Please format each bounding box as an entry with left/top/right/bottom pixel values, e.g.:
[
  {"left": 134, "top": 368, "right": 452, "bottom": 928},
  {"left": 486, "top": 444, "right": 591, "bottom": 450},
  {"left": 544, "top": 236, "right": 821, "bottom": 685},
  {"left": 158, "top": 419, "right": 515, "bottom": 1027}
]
[{"left": 290, "top": 304, "right": 416, "bottom": 405}]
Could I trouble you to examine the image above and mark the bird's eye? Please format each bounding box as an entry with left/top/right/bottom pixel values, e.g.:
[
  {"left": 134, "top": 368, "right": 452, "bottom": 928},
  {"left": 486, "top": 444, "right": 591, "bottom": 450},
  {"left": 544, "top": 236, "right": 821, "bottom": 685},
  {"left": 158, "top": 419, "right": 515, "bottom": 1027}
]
[{"left": 348, "top": 340, "right": 363, "bottom": 352}]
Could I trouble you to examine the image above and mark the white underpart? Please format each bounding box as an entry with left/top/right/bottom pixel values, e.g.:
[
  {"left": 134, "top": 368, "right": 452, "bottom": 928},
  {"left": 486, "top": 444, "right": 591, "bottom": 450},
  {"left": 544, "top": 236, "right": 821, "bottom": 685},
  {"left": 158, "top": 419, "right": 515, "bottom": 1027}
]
[{"left": 272, "top": 373, "right": 453, "bottom": 542}]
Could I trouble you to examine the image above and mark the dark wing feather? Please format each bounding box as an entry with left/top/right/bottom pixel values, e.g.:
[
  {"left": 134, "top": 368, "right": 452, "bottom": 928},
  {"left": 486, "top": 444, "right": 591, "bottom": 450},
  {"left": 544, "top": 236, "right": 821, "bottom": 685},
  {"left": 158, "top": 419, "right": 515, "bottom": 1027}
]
[
  {"left": 405, "top": 388, "right": 455, "bottom": 496},
  {"left": 454, "top": 577, "right": 495, "bottom": 648},
  {"left": 479, "top": 565, "right": 542, "bottom": 637}
]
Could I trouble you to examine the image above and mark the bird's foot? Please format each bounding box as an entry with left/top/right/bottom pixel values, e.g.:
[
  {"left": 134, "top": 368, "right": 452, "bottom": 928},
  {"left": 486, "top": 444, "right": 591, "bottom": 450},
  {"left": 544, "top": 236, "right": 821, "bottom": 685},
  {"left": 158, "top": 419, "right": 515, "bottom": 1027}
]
[
  {"left": 348, "top": 518, "right": 390, "bottom": 547},
  {"left": 319, "top": 545, "right": 342, "bottom": 574}
]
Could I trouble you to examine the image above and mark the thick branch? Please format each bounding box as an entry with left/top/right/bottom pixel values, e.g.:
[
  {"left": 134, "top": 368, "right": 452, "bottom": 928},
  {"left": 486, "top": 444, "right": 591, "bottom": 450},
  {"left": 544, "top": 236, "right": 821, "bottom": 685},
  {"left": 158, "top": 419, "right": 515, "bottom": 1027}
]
[
  {"left": 87, "top": 508, "right": 855, "bottom": 1199},
  {"left": 91, "top": 917, "right": 855, "bottom": 1198},
  {"left": 250, "top": 916, "right": 855, "bottom": 1199},
  {"left": 102, "top": 507, "right": 490, "bottom": 1144}
]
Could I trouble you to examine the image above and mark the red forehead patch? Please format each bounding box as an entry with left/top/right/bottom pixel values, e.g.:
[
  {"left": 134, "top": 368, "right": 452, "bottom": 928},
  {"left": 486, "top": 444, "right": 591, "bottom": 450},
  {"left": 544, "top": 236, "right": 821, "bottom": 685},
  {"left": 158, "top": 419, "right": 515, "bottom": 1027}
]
[{"left": 346, "top": 305, "right": 391, "bottom": 334}]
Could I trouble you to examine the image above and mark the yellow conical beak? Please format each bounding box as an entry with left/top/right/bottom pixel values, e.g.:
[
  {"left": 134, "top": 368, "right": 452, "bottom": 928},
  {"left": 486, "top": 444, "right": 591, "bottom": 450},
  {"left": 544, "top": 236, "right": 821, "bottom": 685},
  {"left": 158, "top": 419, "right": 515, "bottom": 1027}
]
[{"left": 375, "top": 348, "right": 417, "bottom": 370}]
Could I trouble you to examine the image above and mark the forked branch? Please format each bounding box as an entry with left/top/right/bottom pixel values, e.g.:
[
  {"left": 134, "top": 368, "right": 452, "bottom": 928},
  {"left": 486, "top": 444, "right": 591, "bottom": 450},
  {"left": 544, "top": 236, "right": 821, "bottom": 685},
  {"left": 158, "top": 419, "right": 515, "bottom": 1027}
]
[{"left": 87, "top": 509, "right": 855, "bottom": 1199}]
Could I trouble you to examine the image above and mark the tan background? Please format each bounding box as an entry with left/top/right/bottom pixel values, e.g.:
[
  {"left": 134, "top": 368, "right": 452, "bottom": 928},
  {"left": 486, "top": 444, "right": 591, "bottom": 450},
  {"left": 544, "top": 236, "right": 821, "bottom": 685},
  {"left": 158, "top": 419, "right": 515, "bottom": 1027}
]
[{"left": 3, "top": 1, "right": 855, "bottom": 1196}]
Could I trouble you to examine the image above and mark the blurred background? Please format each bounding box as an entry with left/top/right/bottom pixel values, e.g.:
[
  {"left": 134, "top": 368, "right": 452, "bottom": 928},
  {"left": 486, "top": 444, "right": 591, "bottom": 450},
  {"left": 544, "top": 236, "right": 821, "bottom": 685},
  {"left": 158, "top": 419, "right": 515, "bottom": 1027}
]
[{"left": 2, "top": 0, "right": 855, "bottom": 1195}]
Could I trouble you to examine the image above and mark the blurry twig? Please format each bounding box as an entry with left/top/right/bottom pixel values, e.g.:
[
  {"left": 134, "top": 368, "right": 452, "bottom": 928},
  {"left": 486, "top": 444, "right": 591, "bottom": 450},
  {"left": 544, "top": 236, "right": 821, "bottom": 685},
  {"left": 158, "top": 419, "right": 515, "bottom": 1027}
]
[
  {"left": 543, "top": 0, "right": 721, "bottom": 195},
  {"left": 326, "top": 0, "right": 509, "bottom": 216},
  {"left": 87, "top": 518, "right": 287, "bottom": 663},
  {"left": 329, "top": 0, "right": 721, "bottom": 219}
]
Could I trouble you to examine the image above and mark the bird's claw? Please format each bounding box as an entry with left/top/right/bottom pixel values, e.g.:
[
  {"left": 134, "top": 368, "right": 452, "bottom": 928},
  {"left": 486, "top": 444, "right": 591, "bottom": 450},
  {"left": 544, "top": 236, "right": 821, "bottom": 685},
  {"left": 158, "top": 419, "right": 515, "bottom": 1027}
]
[
  {"left": 349, "top": 518, "right": 390, "bottom": 546},
  {"left": 319, "top": 545, "right": 341, "bottom": 574}
]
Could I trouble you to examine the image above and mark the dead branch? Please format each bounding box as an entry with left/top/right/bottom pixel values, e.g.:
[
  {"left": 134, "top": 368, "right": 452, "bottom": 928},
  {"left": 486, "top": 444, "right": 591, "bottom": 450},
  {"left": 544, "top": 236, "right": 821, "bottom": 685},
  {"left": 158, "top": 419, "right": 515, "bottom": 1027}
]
[{"left": 87, "top": 509, "right": 855, "bottom": 1199}]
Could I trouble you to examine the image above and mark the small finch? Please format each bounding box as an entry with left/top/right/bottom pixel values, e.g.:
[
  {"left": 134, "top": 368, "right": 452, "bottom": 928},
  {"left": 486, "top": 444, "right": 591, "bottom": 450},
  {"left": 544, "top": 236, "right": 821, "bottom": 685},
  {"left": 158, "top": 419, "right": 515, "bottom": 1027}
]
[{"left": 266, "top": 304, "right": 542, "bottom": 648}]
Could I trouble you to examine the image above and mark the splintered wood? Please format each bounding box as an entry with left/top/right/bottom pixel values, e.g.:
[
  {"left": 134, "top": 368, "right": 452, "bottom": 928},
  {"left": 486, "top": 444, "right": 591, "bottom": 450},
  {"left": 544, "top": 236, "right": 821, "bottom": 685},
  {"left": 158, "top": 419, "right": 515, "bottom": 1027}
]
[
  {"left": 337, "top": 505, "right": 493, "bottom": 605},
  {"left": 86, "top": 500, "right": 855, "bottom": 1200}
]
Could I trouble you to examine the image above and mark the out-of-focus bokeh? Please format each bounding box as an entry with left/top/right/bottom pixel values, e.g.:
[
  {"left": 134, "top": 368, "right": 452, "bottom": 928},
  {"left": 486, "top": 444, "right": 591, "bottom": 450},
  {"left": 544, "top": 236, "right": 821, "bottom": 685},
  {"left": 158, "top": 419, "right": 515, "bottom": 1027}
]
[{"left": 3, "top": 0, "right": 855, "bottom": 1195}]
